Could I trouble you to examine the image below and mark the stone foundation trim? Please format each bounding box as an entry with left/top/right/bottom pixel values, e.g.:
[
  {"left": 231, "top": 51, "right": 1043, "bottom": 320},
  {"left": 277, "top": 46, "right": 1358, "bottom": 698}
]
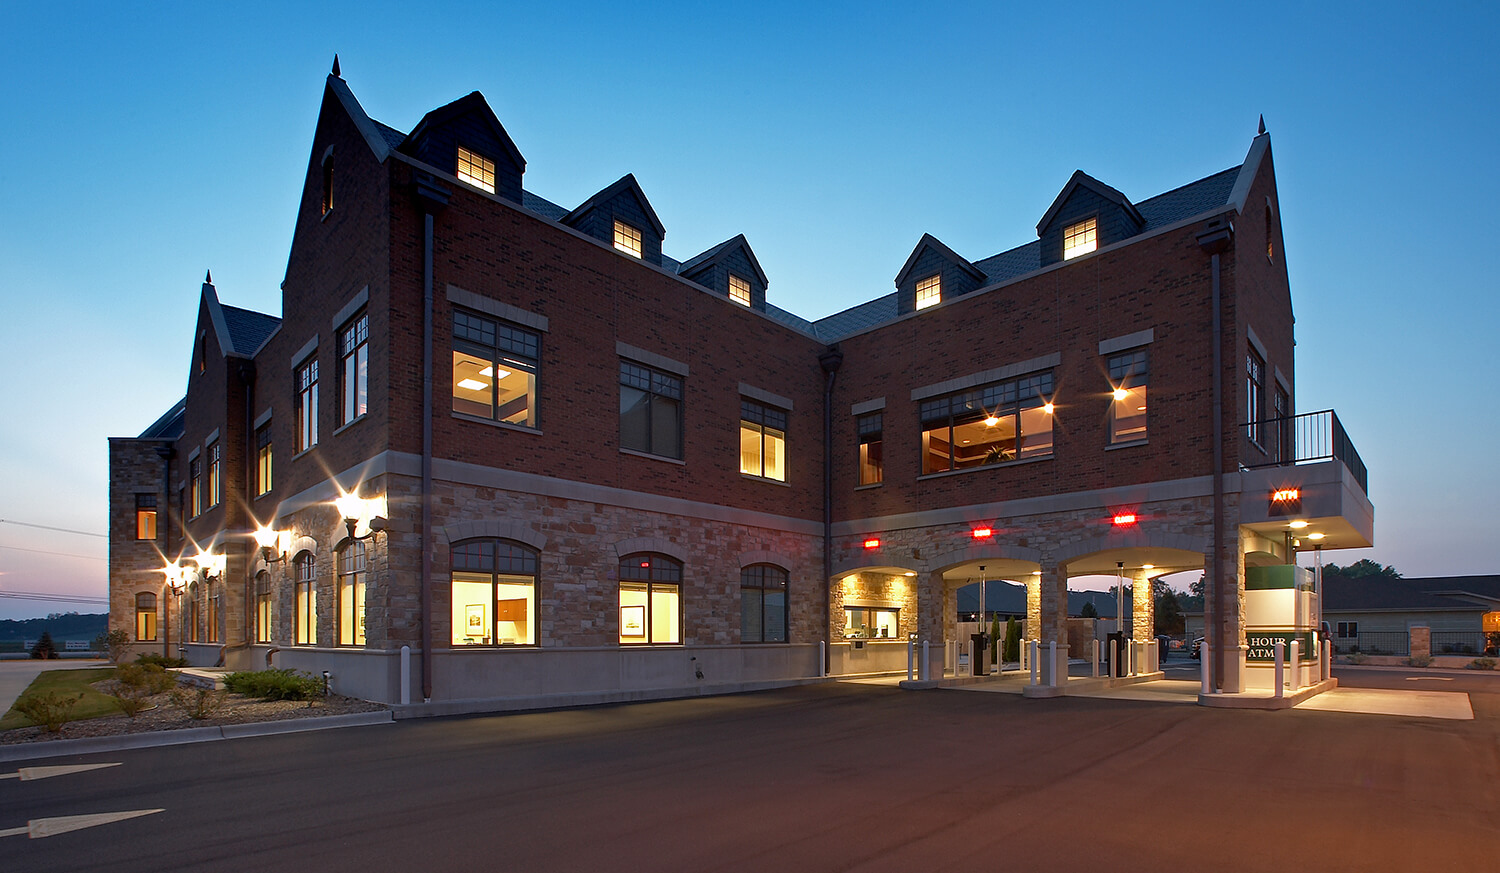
[{"left": 442, "top": 519, "right": 547, "bottom": 551}]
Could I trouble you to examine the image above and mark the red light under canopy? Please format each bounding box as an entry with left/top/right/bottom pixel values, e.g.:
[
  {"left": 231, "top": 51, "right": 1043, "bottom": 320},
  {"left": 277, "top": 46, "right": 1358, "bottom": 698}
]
[
  {"left": 863, "top": 538, "right": 881, "bottom": 550},
  {"left": 972, "top": 527, "right": 993, "bottom": 539},
  {"left": 1112, "top": 513, "right": 1137, "bottom": 526}
]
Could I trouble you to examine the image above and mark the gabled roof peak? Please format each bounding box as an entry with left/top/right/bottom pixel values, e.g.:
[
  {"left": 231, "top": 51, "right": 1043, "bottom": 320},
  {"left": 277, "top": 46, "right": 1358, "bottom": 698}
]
[
  {"left": 1036, "top": 170, "right": 1144, "bottom": 237},
  {"left": 894, "top": 233, "right": 984, "bottom": 288},
  {"left": 677, "top": 233, "right": 768, "bottom": 288},
  {"left": 562, "top": 173, "right": 666, "bottom": 239},
  {"left": 399, "top": 90, "right": 526, "bottom": 173}
]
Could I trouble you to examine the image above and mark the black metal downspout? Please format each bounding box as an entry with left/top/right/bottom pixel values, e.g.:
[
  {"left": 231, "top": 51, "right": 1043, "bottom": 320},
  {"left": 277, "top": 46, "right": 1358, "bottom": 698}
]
[
  {"left": 1197, "top": 220, "right": 1233, "bottom": 691},
  {"left": 818, "top": 346, "right": 843, "bottom": 673},
  {"left": 241, "top": 362, "right": 256, "bottom": 649},
  {"left": 415, "top": 174, "right": 448, "bottom": 703},
  {"left": 156, "top": 445, "right": 173, "bottom": 658}
]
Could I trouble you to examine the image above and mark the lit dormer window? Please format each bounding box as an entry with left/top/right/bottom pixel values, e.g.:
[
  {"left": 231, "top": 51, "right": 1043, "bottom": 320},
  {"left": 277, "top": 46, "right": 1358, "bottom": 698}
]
[
  {"left": 1063, "top": 218, "right": 1097, "bottom": 260},
  {"left": 729, "top": 274, "right": 752, "bottom": 306},
  {"left": 915, "top": 274, "right": 941, "bottom": 310},
  {"left": 613, "top": 220, "right": 643, "bottom": 258},
  {"left": 457, "top": 146, "right": 496, "bottom": 194}
]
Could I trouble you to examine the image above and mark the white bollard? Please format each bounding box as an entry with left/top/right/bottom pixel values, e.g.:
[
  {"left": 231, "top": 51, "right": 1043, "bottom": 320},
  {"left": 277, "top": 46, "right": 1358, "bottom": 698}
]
[
  {"left": 1289, "top": 639, "right": 1301, "bottom": 693},
  {"left": 907, "top": 638, "right": 915, "bottom": 681},
  {"left": 922, "top": 640, "right": 930, "bottom": 682},
  {"left": 400, "top": 645, "right": 411, "bottom": 705},
  {"left": 1322, "top": 639, "right": 1332, "bottom": 682},
  {"left": 1092, "top": 639, "right": 1100, "bottom": 678},
  {"left": 1029, "top": 640, "right": 1039, "bottom": 685},
  {"left": 1201, "top": 643, "right": 1213, "bottom": 694},
  {"left": 820, "top": 640, "right": 827, "bottom": 678},
  {"left": 1049, "top": 640, "right": 1058, "bottom": 686},
  {"left": 1274, "top": 641, "right": 1285, "bottom": 698}
]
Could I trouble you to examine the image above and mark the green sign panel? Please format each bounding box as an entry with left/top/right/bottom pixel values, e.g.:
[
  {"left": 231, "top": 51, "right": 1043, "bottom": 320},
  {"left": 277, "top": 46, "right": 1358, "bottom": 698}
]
[{"left": 1246, "top": 631, "right": 1315, "bottom": 663}]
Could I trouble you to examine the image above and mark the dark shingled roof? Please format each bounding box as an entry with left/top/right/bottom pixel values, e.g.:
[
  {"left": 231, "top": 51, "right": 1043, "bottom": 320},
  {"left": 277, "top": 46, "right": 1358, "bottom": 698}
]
[
  {"left": 138, "top": 398, "right": 186, "bottom": 440},
  {"left": 373, "top": 121, "right": 407, "bottom": 151},
  {"left": 221, "top": 305, "right": 281, "bottom": 356},
  {"left": 1323, "top": 575, "right": 1496, "bottom": 613},
  {"left": 812, "top": 165, "right": 1244, "bottom": 342},
  {"left": 521, "top": 190, "right": 569, "bottom": 222}
]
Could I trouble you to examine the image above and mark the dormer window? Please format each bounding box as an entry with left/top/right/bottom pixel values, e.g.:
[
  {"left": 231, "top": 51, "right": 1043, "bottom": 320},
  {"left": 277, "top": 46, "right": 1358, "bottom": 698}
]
[
  {"left": 915, "top": 274, "right": 941, "bottom": 310},
  {"left": 613, "top": 221, "right": 643, "bottom": 258},
  {"left": 457, "top": 146, "right": 496, "bottom": 194},
  {"left": 1063, "top": 218, "right": 1097, "bottom": 260},
  {"left": 729, "top": 274, "right": 752, "bottom": 306}
]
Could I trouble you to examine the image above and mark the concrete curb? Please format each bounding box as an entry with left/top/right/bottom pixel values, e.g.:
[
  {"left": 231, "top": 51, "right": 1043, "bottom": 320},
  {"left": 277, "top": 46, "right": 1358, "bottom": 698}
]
[
  {"left": 390, "top": 676, "right": 832, "bottom": 720},
  {"left": 1336, "top": 664, "right": 1499, "bottom": 677},
  {"left": 0, "top": 711, "right": 393, "bottom": 763},
  {"left": 1198, "top": 677, "right": 1339, "bottom": 710}
]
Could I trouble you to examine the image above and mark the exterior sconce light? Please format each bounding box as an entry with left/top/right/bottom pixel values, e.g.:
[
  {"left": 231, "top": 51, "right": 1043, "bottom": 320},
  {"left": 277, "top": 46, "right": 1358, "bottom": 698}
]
[
  {"left": 191, "top": 551, "right": 226, "bottom": 584},
  {"left": 336, "top": 492, "right": 388, "bottom": 542},
  {"left": 253, "top": 526, "right": 286, "bottom": 564},
  {"left": 162, "top": 563, "right": 189, "bottom": 592}
]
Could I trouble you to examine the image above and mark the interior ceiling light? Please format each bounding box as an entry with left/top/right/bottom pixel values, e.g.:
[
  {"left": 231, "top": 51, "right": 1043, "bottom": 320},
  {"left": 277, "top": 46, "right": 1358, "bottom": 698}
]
[
  {"left": 1289, "top": 520, "right": 1309, "bottom": 529},
  {"left": 1143, "top": 564, "right": 1155, "bottom": 570},
  {"left": 1032, "top": 571, "right": 1042, "bottom": 576},
  {"left": 1307, "top": 532, "right": 1325, "bottom": 540},
  {"left": 1113, "top": 388, "right": 1129, "bottom": 401},
  {"left": 457, "top": 378, "right": 488, "bottom": 390},
  {"left": 1043, "top": 402, "right": 1055, "bottom": 414},
  {"left": 904, "top": 571, "right": 916, "bottom": 577},
  {"left": 984, "top": 416, "right": 1000, "bottom": 427},
  {"left": 478, "top": 366, "right": 510, "bottom": 379}
]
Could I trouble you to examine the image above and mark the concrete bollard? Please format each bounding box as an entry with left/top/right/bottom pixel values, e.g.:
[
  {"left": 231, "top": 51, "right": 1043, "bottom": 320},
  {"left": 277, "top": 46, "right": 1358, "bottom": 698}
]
[
  {"left": 1201, "top": 643, "right": 1213, "bottom": 694},
  {"left": 1029, "top": 640, "right": 1039, "bottom": 685},
  {"left": 922, "top": 640, "right": 930, "bottom": 682},
  {"left": 1322, "top": 639, "right": 1332, "bottom": 682},
  {"left": 1092, "top": 639, "right": 1100, "bottom": 678},
  {"left": 1049, "top": 640, "right": 1058, "bottom": 686},
  {"left": 400, "top": 645, "right": 410, "bottom": 706},
  {"left": 907, "top": 638, "right": 915, "bottom": 681},
  {"left": 1289, "top": 639, "right": 1301, "bottom": 693},
  {"left": 820, "top": 640, "right": 827, "bottom": 678},
  {"left": 1274, "top": 641, "right": 1285, "bottom": 698}
]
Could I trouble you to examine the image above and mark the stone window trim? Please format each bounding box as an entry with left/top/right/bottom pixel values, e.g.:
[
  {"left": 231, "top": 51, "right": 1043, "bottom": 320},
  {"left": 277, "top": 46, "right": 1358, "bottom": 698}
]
[
  {"left": 611, "top": 537, "right": 687, "bottom": 566},
  {"left": 254, "top": 406, "right": 274, "bottom": 429},
  {"left": 290, "top": 335, "right": 320, "bottom": 371},
  {"left": 850, "top": 397, "right": 886, "bottom": 416},
  {"left": 910, "top": 354, "right": 1061, "bottom": 402},
  {"left": 616, "top": 342, "right": 688, "bottom": 378},
  {"left": 330, "top": 287, "right": 369, "bottom": 333},
  {"left": 452, "top": 412, "right": 543, "bottom": 436},
  {"left": 441, "top": 520, "right": 547, "bottom": 552},
  {"left": 738, "top": 382, "right": 793, "bottom": 412},
  {"left": 1098, "top": 328, "right": 1154, "bottom": 357},
  {"left": 446, "top": 285, "right": 549, "bottom": 333}
]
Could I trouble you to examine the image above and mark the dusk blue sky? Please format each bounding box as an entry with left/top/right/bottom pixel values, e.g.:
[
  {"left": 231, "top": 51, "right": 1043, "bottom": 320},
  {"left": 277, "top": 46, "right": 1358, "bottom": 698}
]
[{"left": 2, "top": 2, "right": 1496, "bottom": 619}]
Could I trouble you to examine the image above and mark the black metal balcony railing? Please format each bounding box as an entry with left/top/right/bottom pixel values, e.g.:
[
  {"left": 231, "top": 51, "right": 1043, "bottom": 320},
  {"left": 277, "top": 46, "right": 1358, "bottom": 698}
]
[{"left": 1242, "top": 409, "right": 1368, "bottom": 493}]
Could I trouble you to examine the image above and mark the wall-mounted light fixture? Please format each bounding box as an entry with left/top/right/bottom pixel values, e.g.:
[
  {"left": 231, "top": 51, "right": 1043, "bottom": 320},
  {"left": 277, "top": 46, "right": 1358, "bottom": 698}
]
[
  {"left": 191, "top": 551, "right": 226, "bottom": 584},
  {"left": 253, "top": 526, "right": 287, "bottom": 564},
  {"left": 335, "top": 492, "right": 388, "bottom": 542}
]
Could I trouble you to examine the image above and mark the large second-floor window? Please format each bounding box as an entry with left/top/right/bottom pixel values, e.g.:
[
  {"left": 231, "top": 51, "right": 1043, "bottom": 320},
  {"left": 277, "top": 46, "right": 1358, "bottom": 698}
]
[
  {"left": 1108, "top": 349, "right": 1149, "bottom": 444},
  {"left": 135, "top": 494, "right": 157, "bottom": 540},
  {"left": 206, "top": 442, "right": 221, "bottom": 509},
  {"left": 452, "top": 310, "right": 539, "bottom": 428},
  {"left": 1246, "top": 349, "right": 1265, "bottom": 446},
  {"left": 340, "top": 313, "right": 368, "bottom": 424},
  {"left": 189, "top": 456, "right": 203, "bottom": 517},
  {"left": 256, "top": 424, "right": 273, "bottom": 496},
  {"left": 619, "top": 362, "right": 682, "bottom": 459},
  {"left": 739, "top": 399, "right": 786, "bottom": 481},
  {"left": 921, "top": 371, "right": 1054, "bottom": 474},
  {"left": 857, "top": 413, "right": 883, "bottom": 485},
  {"left": 296, "top": 358, "right": 319, "bottom": 452}
]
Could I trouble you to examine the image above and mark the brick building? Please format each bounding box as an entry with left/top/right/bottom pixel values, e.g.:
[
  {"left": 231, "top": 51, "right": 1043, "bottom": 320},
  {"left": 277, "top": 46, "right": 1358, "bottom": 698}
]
[{"left": 108, "top": 65, "right": 1374, "bottom": 706}]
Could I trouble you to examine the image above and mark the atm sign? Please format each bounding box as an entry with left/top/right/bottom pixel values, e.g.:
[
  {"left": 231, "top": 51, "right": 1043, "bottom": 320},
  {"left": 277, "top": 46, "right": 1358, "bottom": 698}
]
[{"left": 1269, "top": 488, "right": 1301, "bottom": 515}]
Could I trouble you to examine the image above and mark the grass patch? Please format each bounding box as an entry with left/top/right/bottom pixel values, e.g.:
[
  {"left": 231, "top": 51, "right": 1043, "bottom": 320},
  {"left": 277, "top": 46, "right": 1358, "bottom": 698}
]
[{"left": 1, "top": 668, "right": 120, "bottom": 730}]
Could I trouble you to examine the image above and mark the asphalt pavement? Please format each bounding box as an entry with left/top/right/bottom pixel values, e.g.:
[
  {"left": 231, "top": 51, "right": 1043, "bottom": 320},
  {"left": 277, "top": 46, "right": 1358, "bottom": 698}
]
[{"left": 3, "top": 674, "right": 1498, "bottom": 872}]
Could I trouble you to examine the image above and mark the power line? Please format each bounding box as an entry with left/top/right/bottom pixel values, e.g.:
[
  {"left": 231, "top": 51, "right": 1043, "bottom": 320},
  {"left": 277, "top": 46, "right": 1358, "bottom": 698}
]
[
  {"left": 0, "top": 590, "right": 109, "bottom": 604},
  {"left": 0, "top": 519, "right": 106, "bottom": 539},
  {"left": 0, "top": 544, "right": 107, "bottom": 562}
]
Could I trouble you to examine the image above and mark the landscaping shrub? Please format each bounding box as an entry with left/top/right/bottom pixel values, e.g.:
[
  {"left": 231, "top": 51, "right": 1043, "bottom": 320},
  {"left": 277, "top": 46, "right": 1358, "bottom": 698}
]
[
  {"left": 13, "top": 690, "right": 82, "bottom": 732},
  {"left": 1467, "top": 657, "right": 1497, "bottom": 671},
  {"left": 1346, "top": 651, "right": 1368, "bottom": 665},
  {"left": 169, "top": 685, "right": 226, "bottom": 719},
  {"left": 1405, "top": 654, "right": 1433, "bottom": 668},
  {"left": 102, "top": 663, "right": 177, "bottom": 718},
  {"left": 222, "top": 668, "right": 324, "bottom": 701},
  {"left": 135, "top": 653, "right": 187, "bottom": 669},
  {"left": 94, "top": 628, "right": 132, "bottom": 664},
  {"left": 1003, "top": 617, "right": 1020, "bottom": 663}
]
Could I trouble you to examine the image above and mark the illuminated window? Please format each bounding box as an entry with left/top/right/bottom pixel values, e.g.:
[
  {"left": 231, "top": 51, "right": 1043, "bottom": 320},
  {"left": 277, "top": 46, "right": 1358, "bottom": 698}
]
[
  {"left": 295, "top": 357, "right": 319, "bottom": 452},
  {"left": 456, "top": 146, "right": 496, "bottom": 194},
  {"left": 1063, "top": 217, "right": 1097, "bottom": 260},
  {"left": 340, "top": 312, "right": 368, "bottom": 424},
  {"left": 135, "top": 494, "right": 157, "bottom": 540},
  {"left": 337, "top": 542, "right": 367, "bottom": 647},
  {"left": 255, "top": 573, "right": 273, "bottom": 644},
  {"left": 206, "top": 442, "right": 221, "bottom": 509},
  {"left": 135, "top": 592, "right": 157, "bottom": 642},
  {"left": 450, "top": 539, "right": 538, "bottom": 646},
  {"left": 844, "top": 606, "right": 899, "bottom": 639},
  {"left": 741, "top": 564, "right": 788, "bottom": 643},
  {"left": 189, "top": 456, "right": 203, "bottom": 518},
  {"left": 619, "top": 554, "right": 681, "bottom": 645},
  {"left": 321, "top": 153, "right": 334, "bottom": 215},
  {"left": 1108, "top": 349, "right": 1149, "bottom": 444},
  {"left": 207, "top": 585, "right": 219, "bottom": 643},
  {"left": 729, "top": 274, "right": 752, "bottom": 306},
  {"left": 294, "top": 552, "right": 317, "bottom": 646},
  {"left": 739, "top": 399, "right": 787, "bottom": 481},
  {"left": 613, "top": 220, "right": 643, "bottom": 258},
  {"left": 857, "top": 413, "right": 883, "bottom": 485},
  {"left": 921, "top": 371, "right": 1054, "bottom": 474},
  {"left": 915, "top": 274, "right": 941, "bottom": 310},
  {"left": 619, "top": 361, "right": 682, "bottom": 459},
  {"left": 197, "top": 332, "right": 206, "bottom": 375},
  {"left": 1246, "top": 349, "right": 1265, "bottom": 445},
  {"left": 452, "top": 310, "right": 539, "bottom": 428},
  {"left": 1265, "top": 207, "right": 1274, "bottom": 261},
  {"left": 188, "top": 597, "right": 200, "bottom": 643},
  {"left": 255, "top": 424, "right": 273, "bottom": 496}
]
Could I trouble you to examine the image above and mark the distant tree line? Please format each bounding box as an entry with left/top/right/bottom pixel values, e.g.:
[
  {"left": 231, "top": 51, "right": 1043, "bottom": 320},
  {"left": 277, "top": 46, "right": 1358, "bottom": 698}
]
[{"left": 0, "top": 612, "right": 108, "bottom": 642}]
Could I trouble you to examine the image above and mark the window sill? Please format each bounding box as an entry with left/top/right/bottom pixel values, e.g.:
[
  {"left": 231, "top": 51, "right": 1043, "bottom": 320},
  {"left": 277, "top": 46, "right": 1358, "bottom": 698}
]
[
  {"left": 620, "top": 447, "right": 685, "bottom": 466},
  {"left": 291, "top": 445, "right": 318, "bottom": 462},
  {"left": 332, "top": 413, "right": 367, "bottom": 438},
  {"left": 452, "top": 411, "right": 542, "bottom": 435},
  {"left": 1106, "top": 438, "right": 1149, "bottom": 451},
  {"left": 854, "top": 482, "right": 883, "bottom": 491},
  {"left": 254, "top": 490, "right": 273, "bottom": 501},
  {"left": 740, "top": 472, "right": 790, "bottom": 487},
  {"left": 916, "top": 453, "right": 1052, "bottom": 481}
]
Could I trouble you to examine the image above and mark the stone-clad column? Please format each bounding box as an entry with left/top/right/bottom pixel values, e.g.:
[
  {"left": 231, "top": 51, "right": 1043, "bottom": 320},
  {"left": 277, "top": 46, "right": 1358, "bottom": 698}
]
[
  {"left": 1025, "top": 576, "right": 1041, "bottom": 640},
  {"left": 1132, "top": 569, "right": 1153, "bottom": 641},
  {"left": 918, "top": 570, "right": 945, "bottom": 645},
  {"left": 1038, "top": 559, "right": 1066, "bottom": 645}
]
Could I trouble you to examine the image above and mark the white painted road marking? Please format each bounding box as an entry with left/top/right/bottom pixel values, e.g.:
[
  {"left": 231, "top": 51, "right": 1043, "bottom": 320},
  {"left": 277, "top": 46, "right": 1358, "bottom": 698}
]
[
  {"left": 0, "top": 762, "right": 122, "bottom": 782},
  {"left": 0, "top": 808, "right": 164, "bottom": 839},
  {"left": 1405, "top": 676, "right": 1455, "bottom": 681}
]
